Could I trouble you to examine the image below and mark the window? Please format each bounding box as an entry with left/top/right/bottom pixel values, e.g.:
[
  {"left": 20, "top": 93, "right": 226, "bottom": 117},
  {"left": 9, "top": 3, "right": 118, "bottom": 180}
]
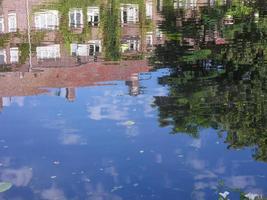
[
  {"left": 120, "top": 4, "right": 139, "bottom": 23},
  {"left": 34, "top": 10, "right": 59, "bottom": 30},
  {"left": 146, "top": 1, "right": 153, "bottom": 19},
  {"left": 71, "top": 40, "right": 101, "bottom": 56},
  {"left": 0, "top": 16, "right": 4, "bottom": 33},
  {"left": 0, "top": 49, "right": 6, "bottom": 65},
  {"left": 8, "top": 13, "right": 17, "bottom": 32},
  {"left": 69, "top": 9, "right": 83, "bottom": 28},
  {"left": 127, "top": 40, "right": 139, "bottom": 51},
  {"left": 88, "top": 40, "right": 101, "bottom": 55},
  {"left": 146, "top": 32, "right": 153, "bottom": 47},
  {"left": 36, "top": 44, "right": 60, "bottom": 60},
  {"left": 10, "top": 47, "right": 19, "bottom": 63},
  {"left": 71, "top": 44, "right": 88, "bottom": 56},
  {"left": 87, "top": 7, "right": 100, "bottom": 26}
]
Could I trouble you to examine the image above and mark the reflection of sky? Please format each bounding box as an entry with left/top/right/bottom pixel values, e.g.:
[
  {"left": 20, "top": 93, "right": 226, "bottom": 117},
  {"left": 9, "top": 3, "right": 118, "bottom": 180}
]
[{"left": 0, "top": 69, "right": 266, "bottom": 199}]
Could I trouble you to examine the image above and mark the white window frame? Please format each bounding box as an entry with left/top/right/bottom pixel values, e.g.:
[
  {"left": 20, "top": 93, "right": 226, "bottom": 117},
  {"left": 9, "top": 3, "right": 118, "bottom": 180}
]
[
  {"left": 36, "top": 44, "right": 60, "bottom": 60},
  {"left": 87, "top": 7, "right": 100, "bottom": 26},
  {"left": 120, "top": 4, "right": 139, "bottom": 24},
  {"left": 8, "top": 13, "right": 17, "bottom": 33},
  {"left": 0, "top": 16, "right": 4, "bottom": 33},
  {"left": 71, "top": 40, "right": 101, "bottom": 56},
  {"left": 146, "top": 1, "right": 153, "bottom": 19},
  {"left": 34, "top": 10, "right": 59, "bottom": 30},
  {"left": 146, "top": 32, "right": 153, "bottom": 47},
  {"left": 127, "top": 40, "right": 139, "bottom": 51},
  {"left": 69, "top": 8, "right": 83, "bottom": 28},
  {"left": 10, "top": 47, "right": 19, "bottom": 63}
]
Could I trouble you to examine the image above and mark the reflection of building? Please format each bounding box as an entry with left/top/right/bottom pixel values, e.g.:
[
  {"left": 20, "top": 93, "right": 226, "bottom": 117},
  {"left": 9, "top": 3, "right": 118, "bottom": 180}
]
[
  {"left": 126, "top": 73, "right": 140, "bottom": 96},
  {"left": 66, "top": 87, "right": 76, "bottom": 102},
  {"left": 0, "top": 0, "right": 168, "bottom": 70},
  {"left": 0, "top": 60, "right": 151, "bottom": 110},
  {"left": 0, "top": 0, "right": 47, "bottom": 33},
  {"left": 0, "top": 97, "right": 3, "bottom": 112}
]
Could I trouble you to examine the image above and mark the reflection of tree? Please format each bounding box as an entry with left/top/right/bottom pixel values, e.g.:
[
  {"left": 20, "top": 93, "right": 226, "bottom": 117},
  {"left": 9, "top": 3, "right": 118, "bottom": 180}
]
[
  {"left": 102, "top": 0, "right": 121, "bottom": 61},
  {"left": 152, "top": 2, "right": 267, "bottom": 162}
]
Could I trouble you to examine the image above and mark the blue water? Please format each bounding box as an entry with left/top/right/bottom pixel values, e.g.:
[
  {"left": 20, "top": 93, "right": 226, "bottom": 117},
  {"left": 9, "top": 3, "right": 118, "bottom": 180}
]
[{"left": 0, "top": 69, "right": 266, "bottom": 200}]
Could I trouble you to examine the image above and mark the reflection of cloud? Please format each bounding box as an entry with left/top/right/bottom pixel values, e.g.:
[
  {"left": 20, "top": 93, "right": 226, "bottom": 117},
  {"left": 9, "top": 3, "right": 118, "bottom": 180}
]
[
  {"left": 194, "top": 171, "right": 217, "bottom": 180},
  {"left": 60, "top": 134, "right": 85, "bottom": 145},
  {"left": 0, "top": 167, "right": 32, "bottom": 187},
  {"left": 225, "top": 176, "right": 256, "bottom": 189},
  {"left": 0, "top": 157, "right": 11, "bottom": 167},
  {"left": 155, "top": 154, "right": 163, "bottom": 164},
  {"left": 87, "top": 103, "right": 128, "bottom": 121},
  {"left": 41, "top": 185, "right": 66, "bottom": 200},
  {"left": 190, "top": 139, "right": 202, "bottom": 149},
  {"left": 85, "top": 183, "right": 122, "bottom": 200},
  {"left": 192, "top": 191, "right": 206, "bottom": 200},
  {"left": 187, "top": 158, "right": 206, "bottom": 170},
  {"left": 194, "top": 181, "right": 217, "bottom": 190},
  {"left": 213, "top": 160, "right": 225, "bottom": 174}
]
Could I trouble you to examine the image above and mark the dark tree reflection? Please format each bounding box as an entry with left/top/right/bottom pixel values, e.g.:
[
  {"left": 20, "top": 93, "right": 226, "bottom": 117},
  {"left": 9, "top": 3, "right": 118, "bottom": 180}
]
[{"left": 152, "top": 1, "right": 267, "bottom": 162}]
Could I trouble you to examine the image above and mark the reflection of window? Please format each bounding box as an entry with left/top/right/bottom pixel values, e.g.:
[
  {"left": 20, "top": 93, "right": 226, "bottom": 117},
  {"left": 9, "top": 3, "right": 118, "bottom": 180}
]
[
  {"left": 10, "top": 47, "right": 19, "bottom": 63},
  {"left": 88, "top": 40, "right": 101, "bottom": 55},
  {"left": 69, "top": 9, "right": 83, "bottom": 28},
  {"left": 146, "top": 32, "right": 153, "bottom": 47},
  {"left": 71, "top": 40, "right": 101, "bottom": 56},
  {"left": 128, "top": 40, "right": 139, "bottom": 51},
  {"left": 0, "top": 16, "right": 4, "bottom": 33},
  {"left": 0, "top": 50, "right": 6, "bottom": 65},
  {"left": 120, "top": 4, "right": 139, "bottom": 23},
  {"left": 71, "top": 44, "right": 88, "bottom": 56},
  {"left": 34, "top": 10, "right": 59, "bottom": 30},
  {"left": 146, "top": 1, "right": 153, "bottom": 19},
  {"left": 36, "top": 45, "right": 60, "bottom": 60},
  {"left": 87, "top": 7, "right": 100, "bottom": 26},
  {"left": 8, "top": 13, "right": 17, "bottom": 32}
]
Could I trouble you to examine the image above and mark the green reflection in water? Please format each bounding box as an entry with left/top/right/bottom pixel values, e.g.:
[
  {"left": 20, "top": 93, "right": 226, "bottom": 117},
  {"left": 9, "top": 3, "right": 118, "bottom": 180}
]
[{"left": 152, "top": 1, "right": 267, "bottom": 162}]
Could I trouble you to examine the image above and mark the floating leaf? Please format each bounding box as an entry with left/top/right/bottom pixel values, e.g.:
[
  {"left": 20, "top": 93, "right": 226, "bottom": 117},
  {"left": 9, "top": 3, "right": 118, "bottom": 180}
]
[
  {"left": 123, "top": 121, "right": 135, "bottom": 126},
  {"left": 0, "top": 182, "right": 12, "bottom": 193}
]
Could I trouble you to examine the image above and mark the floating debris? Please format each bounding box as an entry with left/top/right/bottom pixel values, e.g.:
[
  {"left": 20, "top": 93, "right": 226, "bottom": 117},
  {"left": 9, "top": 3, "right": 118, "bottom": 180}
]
[
  {"left": 139, "top": 150, "right": 144, "bottom": 154},
  {"left": 53, "top": 161, "right": 60, "bottom": 165},
  {"left": 0, "top": 182, "right": 12, "bottom": 193},
  {"left": 111, "top": 185, "right": 123, "bottom": 192},
  {"left": 84, "top": 178, "right": 91, "bottom": 182},
  {"left": 50, "top": 176, "right": 57, "bottom": 179},
  {"left": 219, "top": 191, "right": 229, "bottom": 199},
  {"left": 133, "top": 183, "right": 139, "bottom": 187},
  {"left": 123, "top": 120, "right": 136, "bottom": 126},
  {"left": 244, "top": 193, "right": 261, "bottom": 200}
]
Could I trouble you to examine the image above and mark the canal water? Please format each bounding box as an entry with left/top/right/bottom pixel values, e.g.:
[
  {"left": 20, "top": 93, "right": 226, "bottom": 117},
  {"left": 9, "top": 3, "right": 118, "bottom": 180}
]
[{"left": 0, "top": 0, "right": 267, "bottom": 199}]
